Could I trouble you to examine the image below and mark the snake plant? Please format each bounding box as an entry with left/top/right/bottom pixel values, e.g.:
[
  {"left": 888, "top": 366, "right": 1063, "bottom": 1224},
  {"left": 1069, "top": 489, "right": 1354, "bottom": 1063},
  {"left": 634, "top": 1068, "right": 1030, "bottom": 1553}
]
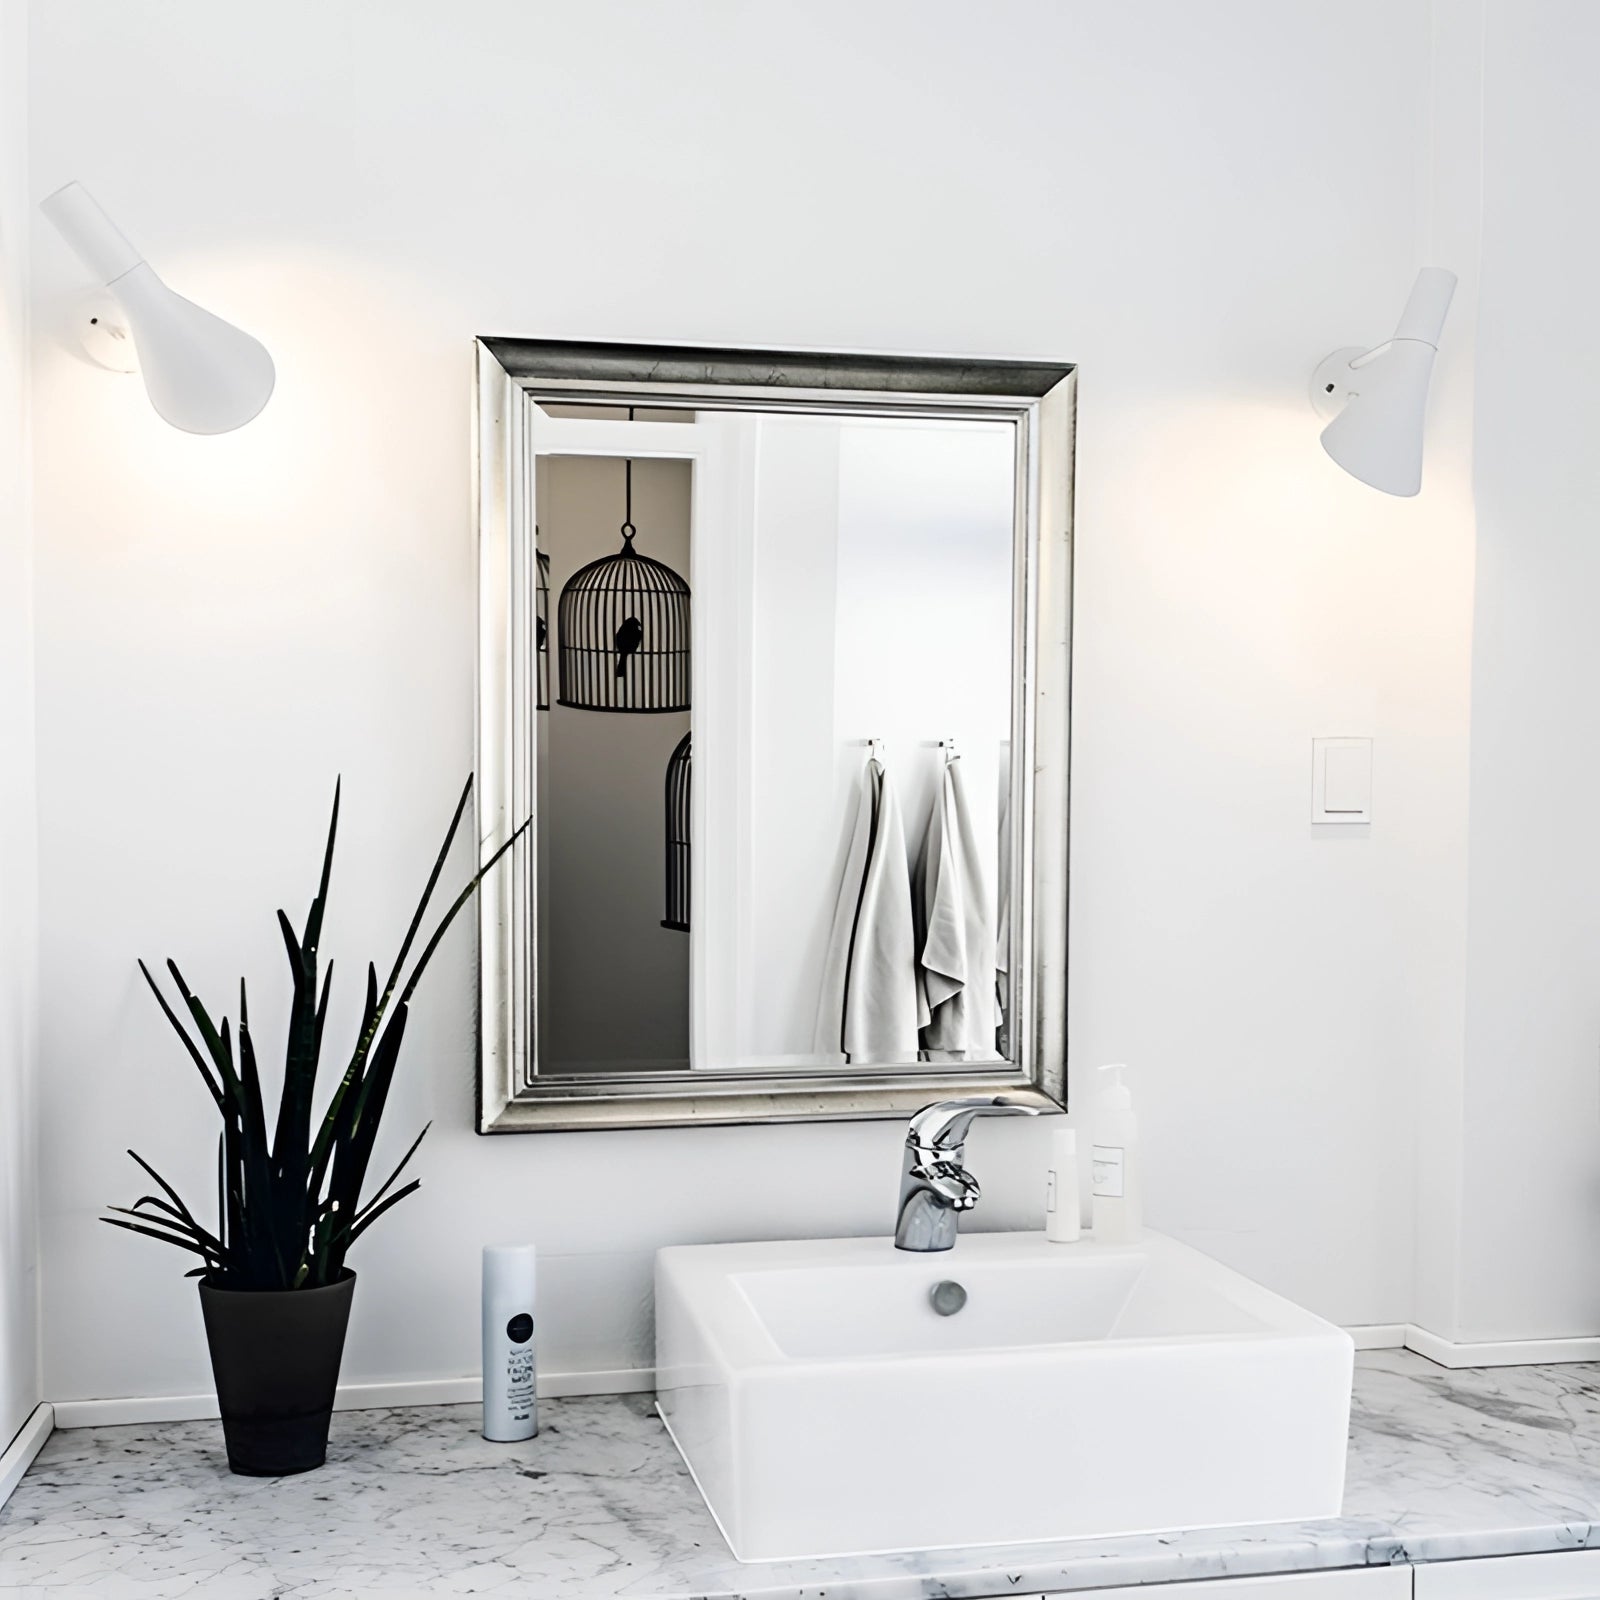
[{"left": 103, "top": 776, "right": 523, "bottom": 1291}]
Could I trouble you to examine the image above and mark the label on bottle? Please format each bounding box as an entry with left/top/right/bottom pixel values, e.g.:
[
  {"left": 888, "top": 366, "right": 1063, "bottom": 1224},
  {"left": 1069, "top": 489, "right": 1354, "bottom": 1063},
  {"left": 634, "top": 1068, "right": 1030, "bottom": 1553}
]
[
  {"left": 1045, "top": 1170, "right": 1059, "bottom": 1213},
  {"left": 1092, "top": 1144, "right": 1125, "bottom": 1198},
  {"left": 504, "top": 1321, "right": 537, "bottom": 1426}
]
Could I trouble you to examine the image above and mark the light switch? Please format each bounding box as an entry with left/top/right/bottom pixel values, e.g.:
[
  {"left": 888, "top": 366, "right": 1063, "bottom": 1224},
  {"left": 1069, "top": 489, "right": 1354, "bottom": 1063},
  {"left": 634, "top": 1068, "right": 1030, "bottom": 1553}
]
[{"left": 1312, "top": 737, "right": 1372, "bottom": 824}]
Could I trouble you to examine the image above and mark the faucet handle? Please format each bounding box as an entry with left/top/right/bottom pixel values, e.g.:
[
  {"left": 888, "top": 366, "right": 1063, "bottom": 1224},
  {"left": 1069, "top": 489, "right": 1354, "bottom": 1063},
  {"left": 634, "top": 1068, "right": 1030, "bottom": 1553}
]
[
  {"left": 907, "top": 1096, "right": 1041, "bottom": 1153},
  {"left": 916, "top": 1157, "right": 983, "bottom": 1210}
]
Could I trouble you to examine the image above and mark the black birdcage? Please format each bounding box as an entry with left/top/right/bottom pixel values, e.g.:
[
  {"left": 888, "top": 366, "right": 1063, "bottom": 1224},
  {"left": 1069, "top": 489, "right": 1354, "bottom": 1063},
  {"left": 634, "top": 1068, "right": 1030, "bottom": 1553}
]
[
  {"left": 556, "top": 443, "right": 690, "bottom": 714},
  {"left": 661, "top": 730, "right": 690, "bottom": 932},
  {"left": 535, "top": 547, "right": 551, "bottom": 712}
]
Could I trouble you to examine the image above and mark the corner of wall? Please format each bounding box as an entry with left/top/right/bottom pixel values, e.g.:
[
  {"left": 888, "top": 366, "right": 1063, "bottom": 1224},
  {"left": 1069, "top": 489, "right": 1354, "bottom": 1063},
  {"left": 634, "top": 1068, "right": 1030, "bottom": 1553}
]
[
  {"left": 0, "top": 0, "right": 43, "bottom": 1444},
  {"left": 1407, "top": 0, "right": 1486, "bottom": 1345}
]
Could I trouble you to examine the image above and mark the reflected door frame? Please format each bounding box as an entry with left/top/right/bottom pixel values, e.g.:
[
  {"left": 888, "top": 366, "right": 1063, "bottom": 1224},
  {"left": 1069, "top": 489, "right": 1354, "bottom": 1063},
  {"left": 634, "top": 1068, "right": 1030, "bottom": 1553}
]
[{"left": 522, "top": 408, "right": 745, "bottom": 1078}]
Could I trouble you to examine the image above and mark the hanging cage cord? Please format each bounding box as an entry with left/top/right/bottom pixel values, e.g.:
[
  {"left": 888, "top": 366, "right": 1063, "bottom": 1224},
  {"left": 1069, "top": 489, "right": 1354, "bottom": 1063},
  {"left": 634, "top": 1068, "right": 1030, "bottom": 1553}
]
[{"left": 621, "top": 405, "right": 637, "bottom": 548}]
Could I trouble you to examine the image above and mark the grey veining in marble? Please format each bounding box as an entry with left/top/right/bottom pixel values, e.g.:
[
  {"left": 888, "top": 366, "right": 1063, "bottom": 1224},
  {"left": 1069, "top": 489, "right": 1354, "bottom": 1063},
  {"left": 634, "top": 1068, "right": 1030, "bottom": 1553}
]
[{"left": 5, "top": 1352, "right": 1600, "bottom": 1600}]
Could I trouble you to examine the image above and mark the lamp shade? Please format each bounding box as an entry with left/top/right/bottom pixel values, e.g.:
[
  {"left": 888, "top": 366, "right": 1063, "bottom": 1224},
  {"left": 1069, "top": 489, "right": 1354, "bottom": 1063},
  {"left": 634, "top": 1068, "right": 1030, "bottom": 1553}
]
[
  {"left": 40, "top": 181, "right": 274, "bottom": 435},
  {"left": 1319, "top": 338, "right": 1439, "bottom": 497},
  {"left": 1317, "top": 267, "right": 1456, "bottom": 498}
]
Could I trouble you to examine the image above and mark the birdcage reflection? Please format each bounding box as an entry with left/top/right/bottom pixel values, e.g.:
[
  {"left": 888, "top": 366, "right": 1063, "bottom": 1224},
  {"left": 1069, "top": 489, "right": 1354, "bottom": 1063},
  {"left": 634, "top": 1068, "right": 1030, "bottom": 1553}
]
[
  {"left": 535, "top": 548, "right": 551, "bottom": 712},
  {"left": 555, "top": 455, "right": 690, "bottom": 713},
  {"left": 661, "top": 730, "right": 691, "bottom": 931}
]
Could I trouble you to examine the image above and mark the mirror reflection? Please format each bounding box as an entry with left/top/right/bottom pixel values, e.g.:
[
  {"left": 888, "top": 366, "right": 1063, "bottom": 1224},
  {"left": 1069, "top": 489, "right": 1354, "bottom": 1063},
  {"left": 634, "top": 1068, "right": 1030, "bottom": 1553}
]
[{"left": 531, "top": 404, "right": 1017, "bottom": 1079}]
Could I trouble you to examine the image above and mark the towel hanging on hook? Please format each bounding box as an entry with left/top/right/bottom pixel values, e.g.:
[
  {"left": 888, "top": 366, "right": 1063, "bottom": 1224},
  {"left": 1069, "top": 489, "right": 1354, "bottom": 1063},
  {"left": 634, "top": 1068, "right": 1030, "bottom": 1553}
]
[
  {"left": 914, "top": 752, "right": 999, "bottom": 1063},
  {"left": 814, "top": 746, "right": 919, "bottom": 1064}
]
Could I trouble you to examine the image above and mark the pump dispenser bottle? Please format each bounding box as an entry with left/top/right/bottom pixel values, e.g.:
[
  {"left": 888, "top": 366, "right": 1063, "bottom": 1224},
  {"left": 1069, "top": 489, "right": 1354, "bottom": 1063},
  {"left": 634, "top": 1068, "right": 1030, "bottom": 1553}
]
[{"left": 1091, "top": 1064, "right": 1142, "bottom": 1243}]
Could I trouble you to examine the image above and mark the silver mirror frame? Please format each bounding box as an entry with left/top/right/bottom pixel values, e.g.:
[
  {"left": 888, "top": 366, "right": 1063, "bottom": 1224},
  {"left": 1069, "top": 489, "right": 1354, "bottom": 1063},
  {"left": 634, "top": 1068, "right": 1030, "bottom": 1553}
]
[{"left": 474, "top": 338, "right": 1076, "bottom": 1133}]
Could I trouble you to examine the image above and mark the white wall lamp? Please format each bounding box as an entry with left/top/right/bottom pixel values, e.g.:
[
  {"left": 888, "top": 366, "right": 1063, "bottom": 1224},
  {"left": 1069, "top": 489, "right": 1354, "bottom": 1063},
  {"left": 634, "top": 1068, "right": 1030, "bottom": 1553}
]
[
  {"left": 39, "top": 181, "right": 275, "bottom": 435},
  {"left": 1311, "top": 267, "right": 1456, "bottom": 497}
]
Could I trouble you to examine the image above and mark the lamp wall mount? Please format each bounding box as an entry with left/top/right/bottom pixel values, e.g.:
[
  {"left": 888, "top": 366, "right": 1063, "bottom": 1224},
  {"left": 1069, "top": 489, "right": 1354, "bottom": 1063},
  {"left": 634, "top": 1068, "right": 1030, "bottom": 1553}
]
[
  {"left": 1309, "top": 345, "right": 1371, "bottom": 421},
  {"left": 75, "top": 292, "right": 138, "bottom": 374}
]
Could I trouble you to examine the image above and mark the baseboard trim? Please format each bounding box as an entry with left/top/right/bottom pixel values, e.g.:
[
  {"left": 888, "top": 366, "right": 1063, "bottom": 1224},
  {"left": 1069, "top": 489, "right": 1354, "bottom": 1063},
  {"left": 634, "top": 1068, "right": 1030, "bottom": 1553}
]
[
  {"left": 49, "top": 1321, "right": 1600, "bottom": 1432},
  {"left": 51, "top": 1366, "right": 655, "bottom": 1431},
  {"left": 1346, "top": 1323, "right": 1408, "bottom": 1350},
  {"left": 1338, "top": 1320, "right": 1600, "bottom": 1367},
  {"left": 0, "top": 1404, "right": 55, "bottom": 1508},
  {"left": 1402, "top": 1324, "right": 1600, "bottom": 1369}
]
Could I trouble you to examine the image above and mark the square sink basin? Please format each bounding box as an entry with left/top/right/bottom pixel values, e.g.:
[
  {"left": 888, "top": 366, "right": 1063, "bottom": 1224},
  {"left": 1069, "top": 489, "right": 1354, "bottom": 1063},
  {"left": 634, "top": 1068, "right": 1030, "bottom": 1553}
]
[{"left": 655, "top": 1230, "right": 1352, "bottom": 1561}]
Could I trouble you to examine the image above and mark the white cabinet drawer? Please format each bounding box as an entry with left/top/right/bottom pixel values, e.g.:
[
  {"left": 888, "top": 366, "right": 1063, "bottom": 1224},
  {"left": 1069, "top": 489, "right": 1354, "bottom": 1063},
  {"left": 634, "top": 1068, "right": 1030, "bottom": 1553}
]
[
  {"left": 1042, "top": 1568, "right": 1414, "bottom": 1600},
  {"left": 1417, "top": 1552, "right": 1600, "bottom": 1600}
]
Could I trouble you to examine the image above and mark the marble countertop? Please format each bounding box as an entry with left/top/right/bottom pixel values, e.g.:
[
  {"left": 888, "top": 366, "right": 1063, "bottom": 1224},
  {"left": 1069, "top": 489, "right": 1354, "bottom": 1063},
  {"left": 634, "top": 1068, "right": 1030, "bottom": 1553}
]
[{"left": 5, "top": 1351, "right": 1600, "bottom": 1600}]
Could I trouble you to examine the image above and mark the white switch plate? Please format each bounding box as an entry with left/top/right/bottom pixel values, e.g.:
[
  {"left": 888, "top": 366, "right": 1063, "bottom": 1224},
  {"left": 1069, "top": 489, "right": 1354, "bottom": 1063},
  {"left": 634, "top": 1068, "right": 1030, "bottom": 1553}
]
[{"left": 1312, "top": 737, "right": 1372, "bottom": 824}]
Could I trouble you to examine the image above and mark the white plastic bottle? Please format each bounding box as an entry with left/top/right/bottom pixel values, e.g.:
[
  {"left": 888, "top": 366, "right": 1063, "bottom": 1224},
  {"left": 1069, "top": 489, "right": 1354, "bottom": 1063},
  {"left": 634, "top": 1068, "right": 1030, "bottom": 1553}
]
[
  {"left": 1044, "top": 1125, "right": 1082, "bottom": 1243},
  {"left": 482, "top": 1244, "right": 539, "bottom": 1442},
  {"left": 1091, "top": 1064, "right": 1142, "bottom": 1243}
]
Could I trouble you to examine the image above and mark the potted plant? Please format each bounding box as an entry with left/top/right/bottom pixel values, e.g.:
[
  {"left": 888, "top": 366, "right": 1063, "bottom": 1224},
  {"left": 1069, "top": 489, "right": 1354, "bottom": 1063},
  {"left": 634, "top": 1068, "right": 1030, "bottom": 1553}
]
[{"left": 102, "top": 777, "right": 522, "bottom": 1477}]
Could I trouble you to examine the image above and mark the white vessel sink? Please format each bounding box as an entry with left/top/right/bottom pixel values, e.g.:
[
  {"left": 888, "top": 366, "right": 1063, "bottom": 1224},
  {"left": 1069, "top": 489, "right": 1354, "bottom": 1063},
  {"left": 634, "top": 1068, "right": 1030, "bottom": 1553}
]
[{"left": 655, "top": 1230, "right": 1352, "bottom": 1562}]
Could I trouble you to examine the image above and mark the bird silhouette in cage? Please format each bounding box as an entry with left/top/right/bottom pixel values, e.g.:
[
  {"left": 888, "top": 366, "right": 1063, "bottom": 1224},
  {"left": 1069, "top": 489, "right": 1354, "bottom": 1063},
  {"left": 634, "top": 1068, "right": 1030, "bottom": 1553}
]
[{"left": 614, "top": 615, "right": 643, "bottom": 679}]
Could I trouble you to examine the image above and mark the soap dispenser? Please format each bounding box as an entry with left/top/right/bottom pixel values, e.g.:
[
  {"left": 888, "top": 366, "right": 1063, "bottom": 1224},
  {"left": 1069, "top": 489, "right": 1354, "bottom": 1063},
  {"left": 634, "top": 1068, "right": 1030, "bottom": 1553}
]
[{"left": 1091, "top": 1064, "right": 1142, "bottom": 1243}]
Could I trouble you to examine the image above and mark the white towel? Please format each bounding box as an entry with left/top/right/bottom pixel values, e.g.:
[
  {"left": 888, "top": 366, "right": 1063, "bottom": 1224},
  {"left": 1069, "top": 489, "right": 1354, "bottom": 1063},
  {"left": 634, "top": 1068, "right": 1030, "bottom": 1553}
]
[
  {"left": 813, "top": 759, "right": 920, "bottom": 1064},
  {"left": 915, "top": 756, "right": 999, "bottom": 1062},
  {"left": 995, "top": 784, "right": 1012, "bottom": 1051}
]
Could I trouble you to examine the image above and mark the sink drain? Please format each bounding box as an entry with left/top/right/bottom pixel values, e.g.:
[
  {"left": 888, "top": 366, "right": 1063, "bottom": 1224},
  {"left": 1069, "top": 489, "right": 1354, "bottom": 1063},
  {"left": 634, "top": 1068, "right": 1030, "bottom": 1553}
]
[{"left": 929, "top": 1279, "right": 967, "bottom": 1317}]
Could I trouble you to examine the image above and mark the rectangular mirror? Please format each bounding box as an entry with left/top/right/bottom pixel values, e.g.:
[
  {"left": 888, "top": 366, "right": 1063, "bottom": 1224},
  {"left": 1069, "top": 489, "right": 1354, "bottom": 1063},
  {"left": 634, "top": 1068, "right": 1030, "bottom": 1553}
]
[{"left": 475, "top": 340, "right": 1074, "bottom": 1131}]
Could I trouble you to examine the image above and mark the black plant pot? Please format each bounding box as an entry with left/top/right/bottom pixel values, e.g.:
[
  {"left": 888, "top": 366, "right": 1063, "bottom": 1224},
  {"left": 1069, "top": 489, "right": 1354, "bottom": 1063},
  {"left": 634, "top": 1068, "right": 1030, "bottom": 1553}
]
[{"left": 198, "top": 1270, "right": 355, "bottom": 1477}]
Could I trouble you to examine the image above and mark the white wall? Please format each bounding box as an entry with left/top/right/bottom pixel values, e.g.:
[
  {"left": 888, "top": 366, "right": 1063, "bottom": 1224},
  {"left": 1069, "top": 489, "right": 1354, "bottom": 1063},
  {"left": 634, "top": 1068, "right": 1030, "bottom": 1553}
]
[
  {"left": 26, "top": 0, "right": 1471, "bottom": 1406},
  {"left": 1450, "top": 0, "right": 1600, "bottom": 1341},
  {"left": 0, "top": 0, "right": 40, "bottom": 1446}
]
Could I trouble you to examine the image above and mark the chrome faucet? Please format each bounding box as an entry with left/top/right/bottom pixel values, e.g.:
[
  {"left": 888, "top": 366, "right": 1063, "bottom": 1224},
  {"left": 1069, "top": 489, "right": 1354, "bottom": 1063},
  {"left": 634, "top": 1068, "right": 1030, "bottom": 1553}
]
[{"left": 893, "top": 1097, "right": 1041, "bottom": 1251}]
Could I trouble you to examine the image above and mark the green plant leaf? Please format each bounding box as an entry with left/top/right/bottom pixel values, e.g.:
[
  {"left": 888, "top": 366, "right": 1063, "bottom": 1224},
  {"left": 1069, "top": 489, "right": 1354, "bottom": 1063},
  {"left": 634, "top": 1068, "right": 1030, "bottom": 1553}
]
[
  {"left": 314, "top": 961, "right": 334, "bottom": 1061},
  {"left": 234, "top": 983, "right": 271, "bottom": 1184},
  {"left": 354, "top": 1122, "right": 429, "bottom": 1224},
  {"left": 101, "top": 1215, "right": 215, "bottom": 1261},
  {"left": 305, "top": 962, "right": 379, "bottom": 1199},
  {"left": 124, "top": 1150, "right": 215, "bottom": 1245},
  {"left": 325, "top": 1004, "right": 409, "bottom": 1240},
  {"left": 301, "top": 778, "right": 340, "bottom": 957},
  {"left": 396, "top": 817, "right": 530, "bottom": 1010},
  {"left": 308, "top": 781, "right": 474, "bottom": 1191},
  {"left": 382, "top": 775, "right": 473, "bottom": 1007},
  {"left": 270, "top": 905, "right": 321, "bottom": 1257},
  {"left": 137, "top": 960, "right": 223, "bottom": 1107},
  {"left": 123, "top": 1197, "right": 224, "bottom": 1256},
  {"left": 341, "top": 1178, "right": 422, "bottom": 1248},
  {"left": 166, "top": 962, "right": 247, "bottom": 1114},
  {"left": 107, "top": 1202, "right": 197, "bottom": 1232},
  {"left": 127, "top": 1197, "right": 224, "bottom": 1252},
  {"left": 105, "top": 1204, "right": 219, "bottom": 1261}
]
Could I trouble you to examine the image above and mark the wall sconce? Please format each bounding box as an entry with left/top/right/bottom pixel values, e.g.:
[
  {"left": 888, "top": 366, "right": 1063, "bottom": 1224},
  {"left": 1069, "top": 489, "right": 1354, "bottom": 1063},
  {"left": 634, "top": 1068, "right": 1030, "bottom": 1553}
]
[
  {"left": 39, "top": 181, "right": 275, "bottom": 435},
  {"left": 1311, "top": 267, "right": 1456, "bottom": 497}
]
